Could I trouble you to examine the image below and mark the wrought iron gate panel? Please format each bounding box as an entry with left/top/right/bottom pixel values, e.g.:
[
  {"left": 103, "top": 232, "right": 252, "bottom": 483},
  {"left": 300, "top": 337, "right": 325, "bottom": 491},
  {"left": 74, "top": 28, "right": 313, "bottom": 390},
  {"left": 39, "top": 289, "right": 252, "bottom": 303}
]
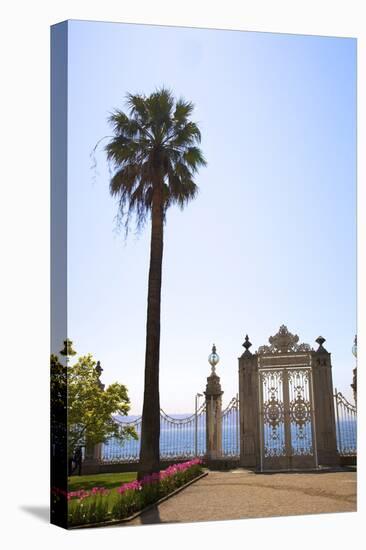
[
  {"left": 288, "top": 369, "right": 314, "bottom": 456},
  {"left": 221, "top": 395, "right": 240, "bottom": 457},
  {"left": 259, "top": 366, "right": 316, "bottom": 471},
  {"left": 260, "top": 370, "right": 285, "bottom": 459},
  {"left": 334, "top": 390, "right": 357, "bottom": 455},
  {"left": 101, "top": 402, "right": 207, "bottom": 463}
]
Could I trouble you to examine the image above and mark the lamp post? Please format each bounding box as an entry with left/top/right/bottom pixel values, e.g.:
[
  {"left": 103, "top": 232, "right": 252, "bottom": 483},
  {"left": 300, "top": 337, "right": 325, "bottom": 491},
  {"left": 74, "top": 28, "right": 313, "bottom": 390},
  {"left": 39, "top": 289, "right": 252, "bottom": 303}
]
[
  {"left": 207, "top": 344, "right": 220, "bottom": 444},
  {"left": 351, "top": 334, "right": 357, "bottom": 405},
  {"left": 205, "top": 344, "right": 223, "bottom": 460},
  {"left": 195, "top": 392, "right": 203, "bottom": 456}
]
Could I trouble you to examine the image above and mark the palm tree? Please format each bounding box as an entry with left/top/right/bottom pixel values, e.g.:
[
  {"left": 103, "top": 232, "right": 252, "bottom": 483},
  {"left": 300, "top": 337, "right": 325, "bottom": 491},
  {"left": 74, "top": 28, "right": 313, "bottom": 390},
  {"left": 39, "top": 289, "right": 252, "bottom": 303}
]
[{"left": 105, "top": 88, "right": 206, "bottom": 478}]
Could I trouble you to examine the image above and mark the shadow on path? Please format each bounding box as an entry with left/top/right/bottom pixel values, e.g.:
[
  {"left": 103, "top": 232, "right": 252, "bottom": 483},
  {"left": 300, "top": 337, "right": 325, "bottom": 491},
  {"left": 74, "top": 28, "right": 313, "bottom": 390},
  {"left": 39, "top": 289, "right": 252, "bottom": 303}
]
[{"left": 20, "top": 505, "right": 49, "bottom": 523}]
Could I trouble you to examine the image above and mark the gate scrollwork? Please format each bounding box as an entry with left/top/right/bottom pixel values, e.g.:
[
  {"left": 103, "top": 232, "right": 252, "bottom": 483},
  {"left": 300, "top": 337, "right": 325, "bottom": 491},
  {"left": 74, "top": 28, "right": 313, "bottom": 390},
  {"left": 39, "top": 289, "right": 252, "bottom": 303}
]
[{"left": 260, "top": 365, "right": 315, "bottom": 466}]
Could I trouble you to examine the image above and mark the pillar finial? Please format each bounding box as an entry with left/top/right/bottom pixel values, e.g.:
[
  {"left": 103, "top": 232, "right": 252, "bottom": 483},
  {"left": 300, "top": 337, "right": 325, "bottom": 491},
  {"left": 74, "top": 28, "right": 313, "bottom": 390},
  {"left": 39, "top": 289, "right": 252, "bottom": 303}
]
[
  {"left": 242, "top": 334, "right": 252, "bottom": 356},
  {"left": 315, "top": 336, "right": 327, "bottom": 352},
  {"left": 60, "top": 338, "right": 77, "bottom": 357},
  {"left": 352, "top": 334, "right": 357, "bottom": 358},
  {"left": 95, "top": 360, "right": 105, "bottom": 390},
  {"left": 96, "top": 360, "right": 103, "bottom": 376}
]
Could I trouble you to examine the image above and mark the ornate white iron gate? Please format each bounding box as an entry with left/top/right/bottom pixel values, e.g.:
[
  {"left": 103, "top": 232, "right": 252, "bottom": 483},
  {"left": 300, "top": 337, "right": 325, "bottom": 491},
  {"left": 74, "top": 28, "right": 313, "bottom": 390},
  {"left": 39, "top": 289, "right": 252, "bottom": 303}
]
[
  {"left": 238, "top": 326, "right": 339, "bottom": 471},
  {"left": 259, "top": 366, "right": 317, "bottom": 471},
  {"left": 221, "top": 395, "right": 240, "bottom": 457},
  {"left": 334, "top": 390, "right": 357, "bottom": 456}
]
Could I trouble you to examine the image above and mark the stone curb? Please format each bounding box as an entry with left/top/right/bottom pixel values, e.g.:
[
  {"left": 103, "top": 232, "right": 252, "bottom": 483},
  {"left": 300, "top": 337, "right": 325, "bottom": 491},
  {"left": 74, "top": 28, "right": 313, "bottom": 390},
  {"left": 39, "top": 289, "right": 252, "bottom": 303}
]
[{"left": 69, "top": 471, "right": 208, "bottom": 529}]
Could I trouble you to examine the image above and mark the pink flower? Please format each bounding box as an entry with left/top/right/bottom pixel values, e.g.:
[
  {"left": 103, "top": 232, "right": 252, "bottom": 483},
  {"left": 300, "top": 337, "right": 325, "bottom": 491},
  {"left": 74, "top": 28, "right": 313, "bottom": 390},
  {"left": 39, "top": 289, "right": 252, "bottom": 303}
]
[
  {"left": 90, "top": 486, "right": 109, "bottom": 496},
  {"left": 67, "top": 486, "right": 110, "bottom": 501},
  {"left": 115, "top": 459, "right": 202, "bottom": 496},
  {"left": 117, "top": 480, "right": 142, "bottom": 494}
]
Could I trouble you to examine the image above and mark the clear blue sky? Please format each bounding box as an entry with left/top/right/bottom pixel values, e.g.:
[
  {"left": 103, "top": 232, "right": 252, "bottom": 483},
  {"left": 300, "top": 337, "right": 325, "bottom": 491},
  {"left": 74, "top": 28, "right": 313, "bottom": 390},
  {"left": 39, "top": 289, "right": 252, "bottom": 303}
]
[{"left": 66, "top": 20, "right": 356, "bottom": 413}]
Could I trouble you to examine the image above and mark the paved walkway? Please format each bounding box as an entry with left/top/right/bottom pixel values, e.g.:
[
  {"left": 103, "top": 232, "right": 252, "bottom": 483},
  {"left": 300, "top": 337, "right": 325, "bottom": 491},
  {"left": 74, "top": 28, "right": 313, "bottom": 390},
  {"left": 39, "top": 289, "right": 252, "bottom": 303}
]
[{"left": 130, "top": 469, "right": 356, "bottom": 526}]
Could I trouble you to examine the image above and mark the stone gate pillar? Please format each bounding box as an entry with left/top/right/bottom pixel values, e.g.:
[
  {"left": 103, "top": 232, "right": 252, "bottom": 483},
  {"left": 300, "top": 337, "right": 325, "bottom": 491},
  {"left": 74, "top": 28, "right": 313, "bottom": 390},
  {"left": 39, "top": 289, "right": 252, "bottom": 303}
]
[
  {"left": 238, "top": 335, "right": 260, "bottom": 468},
  {"left": 204, "top": 345, "right": 223, "bottom": 461},
  {"left": 84, "top": 442, "right": 103, "bottom": 461},
  {"left": 311, "top": 337, "right": 339, "bottom": 466},
  {"left": 351, "top": 334, "right": 357, "bottom": 405}
]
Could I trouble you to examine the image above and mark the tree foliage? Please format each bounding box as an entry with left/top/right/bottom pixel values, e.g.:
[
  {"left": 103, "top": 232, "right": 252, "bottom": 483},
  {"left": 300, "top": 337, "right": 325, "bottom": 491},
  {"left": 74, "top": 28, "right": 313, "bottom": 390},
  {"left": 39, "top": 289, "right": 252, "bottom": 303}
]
[{"left": 67, "top": 354, "right": 137, "bottom": 457}]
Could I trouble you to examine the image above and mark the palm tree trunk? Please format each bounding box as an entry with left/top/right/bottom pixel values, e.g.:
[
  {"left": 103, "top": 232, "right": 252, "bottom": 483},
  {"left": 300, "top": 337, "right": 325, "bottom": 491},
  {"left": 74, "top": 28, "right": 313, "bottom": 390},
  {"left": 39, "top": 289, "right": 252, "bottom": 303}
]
[{"left": 138, "top": 182, "right": 164, "bottom": 478}]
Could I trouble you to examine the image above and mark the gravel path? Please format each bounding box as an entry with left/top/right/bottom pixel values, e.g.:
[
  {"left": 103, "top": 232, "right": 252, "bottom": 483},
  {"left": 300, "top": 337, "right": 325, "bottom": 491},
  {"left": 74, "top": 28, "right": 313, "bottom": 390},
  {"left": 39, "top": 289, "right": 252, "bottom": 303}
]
[{"left": 129, "top": 469, "right": 356, "bottom": 526}]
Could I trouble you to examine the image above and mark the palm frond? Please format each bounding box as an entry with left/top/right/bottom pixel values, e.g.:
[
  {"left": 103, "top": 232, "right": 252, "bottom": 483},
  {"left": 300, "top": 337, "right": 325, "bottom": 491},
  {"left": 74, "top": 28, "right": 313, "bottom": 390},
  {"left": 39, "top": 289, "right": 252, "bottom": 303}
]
[
  {"left": 174, "top": 98, "right": 194, "bottom": 122},
  {"left": 104, "top": 88, "right": 206, "bottom": 233},
  {"left": 183, "top": 147, "right": 207, "bottom": 172}
]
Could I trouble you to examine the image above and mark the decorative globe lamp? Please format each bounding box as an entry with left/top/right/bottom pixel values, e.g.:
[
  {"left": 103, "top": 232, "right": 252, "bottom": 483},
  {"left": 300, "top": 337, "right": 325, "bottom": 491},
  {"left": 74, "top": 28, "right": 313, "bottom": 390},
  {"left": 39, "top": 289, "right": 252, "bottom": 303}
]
[{"left": 208, "top": 344, "right": 220, "bottom": 375}]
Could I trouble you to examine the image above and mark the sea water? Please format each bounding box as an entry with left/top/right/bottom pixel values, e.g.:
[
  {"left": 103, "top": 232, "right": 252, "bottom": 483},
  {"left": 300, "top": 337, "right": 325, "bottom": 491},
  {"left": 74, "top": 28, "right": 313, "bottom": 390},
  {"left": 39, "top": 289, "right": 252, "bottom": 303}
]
[{"left": 101, "top": 415, "right": 357, "bottom": 461}]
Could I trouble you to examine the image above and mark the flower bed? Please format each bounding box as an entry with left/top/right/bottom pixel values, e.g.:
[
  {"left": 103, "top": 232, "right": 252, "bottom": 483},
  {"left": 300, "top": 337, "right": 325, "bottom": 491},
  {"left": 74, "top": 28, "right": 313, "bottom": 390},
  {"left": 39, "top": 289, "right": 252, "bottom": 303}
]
[{"left": 67, "top": 458, "right": 203, "bottom": 527}]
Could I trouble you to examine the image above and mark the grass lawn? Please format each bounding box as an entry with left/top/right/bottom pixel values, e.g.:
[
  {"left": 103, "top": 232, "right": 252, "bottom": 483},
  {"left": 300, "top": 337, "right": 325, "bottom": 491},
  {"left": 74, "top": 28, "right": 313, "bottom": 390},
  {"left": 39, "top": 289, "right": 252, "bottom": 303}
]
[
  {"left": 67, "top": 462, "right": 204, "bottom": 526},
  {"left": 68, "top": 472, "right": 137, "bottom": 492}
]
